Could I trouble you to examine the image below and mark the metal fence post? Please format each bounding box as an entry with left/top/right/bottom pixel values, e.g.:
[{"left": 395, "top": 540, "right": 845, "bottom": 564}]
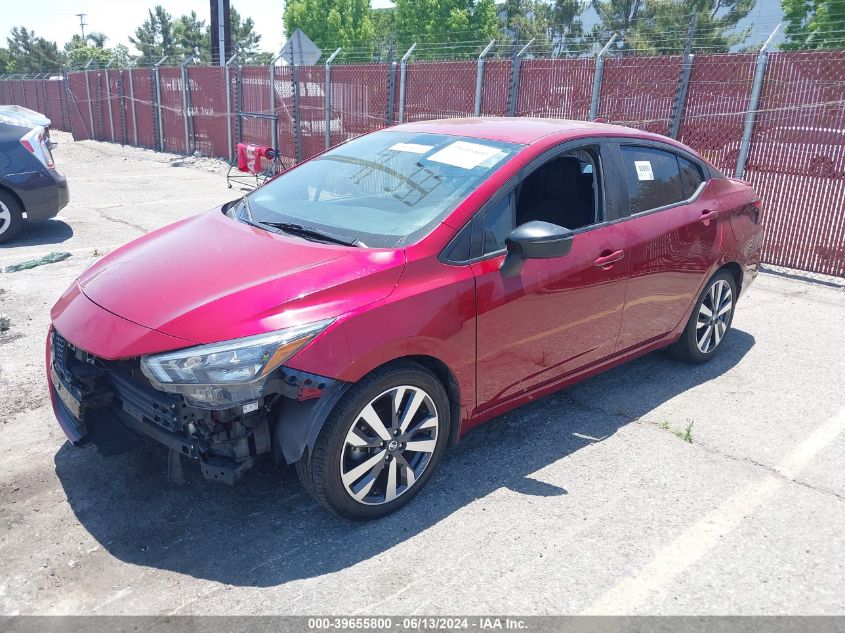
[
  {"left": 324, "top": 47, "right": 341, "bottom": 150},
  {"left": 508, "top": 39, "right": 533, "bottom": 117},
  {"left": 153, "top": 56, "right": 167, "bottom": 152},
  {"left": 117, "top": 69, "right": 127, "bottom": 145},
  {"left": 180, "top": 54, "right": 196, "bottom": 155},
  {"left": 34, "top": 74, "right": 43, "bottom": 114},
  {"left": 104, "top": 58, "right": 116, "bottom": 142},
  {"left": 398, "top": 43, "right": 416, "bottom": 123},
  {"left": 61, "top": 69, "right": 73, "bottom": 135},
  {"left": 40, "top": 74, "right": 49, "bottom": 120},
  {"left": 669, "top": 15, "right": 697, "bottom": 139},
  {"left": 736, "top": 24, "right": 781, "bottom": 179},
  {"left": 589, "top": 34, "right": 617, "bottom": 121},
  {"left": 236, "top": 62, "right": 243, "bottom": 145},
  {"left": 386, "top": 42, "right": 396, "bottom": 125},
  {"left": 290, "top": 53, "right": 303, "bottom": 162},
  {"left": 127, "top": 57, "right": 140, "bottom": 146},
  {"left": 95, "top": 70, "right": 105, "bottom": 140},
  {"left": 669, "top": 55, "right": 695, "bottom": 139},
  {"left": 83, "top": 59, "right": 96, "bottom": 139},
  {"left": 269, "top": 48, "right": 283, "bottom": 122},
  {"left": 474, "top": 40, "right": 496, "bottom": 116},
  {"left": 225, "top": 53, "right": 238, "bottom": 162}
]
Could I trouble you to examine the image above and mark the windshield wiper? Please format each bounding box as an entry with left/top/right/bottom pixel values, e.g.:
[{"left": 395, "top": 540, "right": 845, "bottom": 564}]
[
  {"left": 256, "top": 221, "right": 360, "bottom": 247},
  {"left": 235, "top": 197, "right": 360, "bottom": 246}
]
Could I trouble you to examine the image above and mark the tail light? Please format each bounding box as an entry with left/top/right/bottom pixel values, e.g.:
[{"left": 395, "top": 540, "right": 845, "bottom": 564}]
[{"left": 20, "top": 126, "right": 55, "bottom": 169}]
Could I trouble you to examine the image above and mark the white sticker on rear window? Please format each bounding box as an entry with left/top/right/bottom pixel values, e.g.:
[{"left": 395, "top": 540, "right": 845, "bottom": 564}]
[
  {"left": 389, "top": 142, "right": 433, "bottom": 154},
  {"left": 427, "top": 141, "right": 504, "bottom": 170},
  {"left": 634, "top": 160, "right": 654, "bottom": 181}
]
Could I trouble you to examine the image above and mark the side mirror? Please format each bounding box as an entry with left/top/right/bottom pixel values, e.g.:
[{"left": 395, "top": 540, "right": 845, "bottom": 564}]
[{"left": 500, "top": 220, "right": 574, "bottom": 278}]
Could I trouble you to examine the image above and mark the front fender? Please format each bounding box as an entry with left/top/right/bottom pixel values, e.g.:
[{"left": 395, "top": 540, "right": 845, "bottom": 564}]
[{"left": 286, "top": 259, "right": 477, "bottom": 420}]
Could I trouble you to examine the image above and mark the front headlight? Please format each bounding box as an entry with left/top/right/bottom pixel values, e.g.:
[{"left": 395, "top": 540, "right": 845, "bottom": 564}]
[{"left": 140, "top": 318, "right": 333, "bottom": 409}]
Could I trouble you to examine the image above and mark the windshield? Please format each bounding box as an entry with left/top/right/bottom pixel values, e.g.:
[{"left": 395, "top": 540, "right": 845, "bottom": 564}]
[{"left": 239, "top": 131, "right": 523, "bottom": 248}]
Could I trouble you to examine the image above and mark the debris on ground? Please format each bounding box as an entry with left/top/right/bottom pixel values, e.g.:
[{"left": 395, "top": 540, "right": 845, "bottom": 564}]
[
  {"left": 0, "top": 313, "right": 9, "bottom": 331},
  {"left": 169, "top": 154, "right": 229, "bottom": 173},
  {"left": 3, "top": 251, "right": 72, "bottom": 273}
]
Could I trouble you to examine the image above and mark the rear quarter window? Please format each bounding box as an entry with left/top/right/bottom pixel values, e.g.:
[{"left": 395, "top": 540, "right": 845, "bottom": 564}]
[{"left": 678, "top": 156, "right": 705, "bottom": 198}]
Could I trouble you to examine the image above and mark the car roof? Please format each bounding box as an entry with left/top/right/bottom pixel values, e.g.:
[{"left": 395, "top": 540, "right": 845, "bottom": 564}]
[{"left": 391, "top": 117, "right": 672, "bottom": 146}]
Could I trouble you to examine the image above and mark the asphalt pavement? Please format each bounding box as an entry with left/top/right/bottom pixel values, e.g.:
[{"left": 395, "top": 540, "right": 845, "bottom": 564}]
[{"left": 0, "top": 132, "right": 843, "bottom": 615}]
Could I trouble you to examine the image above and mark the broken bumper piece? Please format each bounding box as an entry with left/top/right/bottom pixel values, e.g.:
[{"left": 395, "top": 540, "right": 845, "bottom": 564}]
[{"left": 47, "top": 328, "right": 338, "bottom": 484}]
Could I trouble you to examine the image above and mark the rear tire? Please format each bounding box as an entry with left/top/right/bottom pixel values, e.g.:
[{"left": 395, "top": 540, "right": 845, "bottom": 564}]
[
  {"left": 0, "top": 191, "right": 24, "bottom": 244},
  {"left": 296, "top": 362, "right": 450, "bottom": 520},
  {"left": 668, "top": 270, "right": 737, "bottom": 364}
]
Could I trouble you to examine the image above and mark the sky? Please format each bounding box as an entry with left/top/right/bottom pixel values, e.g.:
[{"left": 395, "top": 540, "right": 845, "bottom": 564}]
[
  {"left": 2, "top": 0, "right": 396, "bottom": 56},
  {"left": 3, "top": 0, "right": 785, "bottom": 56}
]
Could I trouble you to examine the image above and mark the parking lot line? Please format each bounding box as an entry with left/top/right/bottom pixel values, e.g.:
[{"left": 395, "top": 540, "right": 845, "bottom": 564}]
[{"left": 582, "top": 406, "right": 845, "bottom": 615}]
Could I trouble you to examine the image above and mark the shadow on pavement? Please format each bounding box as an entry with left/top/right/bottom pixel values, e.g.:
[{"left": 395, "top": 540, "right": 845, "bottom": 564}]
[
  {"left": 54, "top": 329, "right": 755, "bottom": 587},
  {"left": 0, "top": 219, "right": 73, "bottom": 249}
]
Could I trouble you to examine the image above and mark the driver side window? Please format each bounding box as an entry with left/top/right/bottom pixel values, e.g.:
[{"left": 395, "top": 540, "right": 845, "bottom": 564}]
[{"left": 482, "top": 147, "right": 603, "bottom": 256}]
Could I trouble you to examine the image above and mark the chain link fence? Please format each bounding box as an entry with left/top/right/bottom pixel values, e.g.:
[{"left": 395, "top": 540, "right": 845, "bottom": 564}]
[{"left": 1, "top": 48, "right": 843, "bottom": 277}]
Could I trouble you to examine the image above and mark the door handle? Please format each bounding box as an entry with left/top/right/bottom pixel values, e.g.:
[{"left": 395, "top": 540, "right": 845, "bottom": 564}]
[
  {"left": 594, "top": 249, "right": 625, "bottom": 268},
  {"left": 700, "top": 209, "right": 719, "bottom": 223}
]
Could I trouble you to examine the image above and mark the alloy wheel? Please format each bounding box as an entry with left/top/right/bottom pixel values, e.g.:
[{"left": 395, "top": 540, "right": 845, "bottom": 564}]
[
  {"left": 340, "top": 385, "right": 439, "bottom": 506},
  {"left": 696, "top": 279, "right": 733, "bottom": 353},
  {"left": 0, "top": 201, "right": 10, "bottom": 236}
]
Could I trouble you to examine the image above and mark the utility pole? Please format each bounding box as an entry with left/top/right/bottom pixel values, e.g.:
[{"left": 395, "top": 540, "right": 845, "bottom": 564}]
[
  {"left": 75, "top": 13, "right": 87, "bottom": 40},
  {"left": 210, "top": 0, "right": 232, "bottom": 66}
]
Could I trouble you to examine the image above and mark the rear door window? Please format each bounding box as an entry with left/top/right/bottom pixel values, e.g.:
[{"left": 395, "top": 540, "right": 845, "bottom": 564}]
[{"left": 620, "top": 146, "right": 685, "bottom": 214}]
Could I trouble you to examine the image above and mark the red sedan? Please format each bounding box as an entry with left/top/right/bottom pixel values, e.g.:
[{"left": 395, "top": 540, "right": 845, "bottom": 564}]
[{"left": 47, "top": 118, "right": 763, "bottom": 519}]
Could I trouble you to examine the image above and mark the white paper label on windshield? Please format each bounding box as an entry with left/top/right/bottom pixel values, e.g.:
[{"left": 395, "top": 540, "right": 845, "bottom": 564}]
[
  {"left": 634, "top": 160, "right": 654, "bottom": 181},
  {"left": 427, "top": 141, "right": 504, "bottom": 170},
  {"left": 389, "top": 142, "right": 433, "bottom": 154}
]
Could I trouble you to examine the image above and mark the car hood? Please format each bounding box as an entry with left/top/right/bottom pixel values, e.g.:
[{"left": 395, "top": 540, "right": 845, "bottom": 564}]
[{"left": 75, "top": 209, "right": 406, "bottom": 346}]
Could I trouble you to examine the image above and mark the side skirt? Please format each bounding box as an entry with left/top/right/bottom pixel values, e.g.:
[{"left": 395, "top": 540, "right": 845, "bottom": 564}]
[{"left": 461, "top": 332, "right": 680, "bottom": 434}]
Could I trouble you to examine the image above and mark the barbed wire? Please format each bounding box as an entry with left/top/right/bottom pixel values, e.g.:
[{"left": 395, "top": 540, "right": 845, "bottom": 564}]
[{"left": 2, "top": 22, "right": 845, "bottom": 75}]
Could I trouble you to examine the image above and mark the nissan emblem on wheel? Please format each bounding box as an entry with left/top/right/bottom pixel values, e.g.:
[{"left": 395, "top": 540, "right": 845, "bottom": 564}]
[{"left": 46, "top": 117, "right": 763, "bottom": 520}]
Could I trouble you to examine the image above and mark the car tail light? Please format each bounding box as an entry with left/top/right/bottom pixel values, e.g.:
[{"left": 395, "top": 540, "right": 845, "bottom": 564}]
[{"left": 20, "top": 126, "right": 55, "bottom": 169}]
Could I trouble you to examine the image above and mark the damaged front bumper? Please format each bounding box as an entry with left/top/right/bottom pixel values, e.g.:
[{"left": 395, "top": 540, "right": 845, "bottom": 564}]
[{"left": 47, "top": 327, "right": 345, "bottom": 484}]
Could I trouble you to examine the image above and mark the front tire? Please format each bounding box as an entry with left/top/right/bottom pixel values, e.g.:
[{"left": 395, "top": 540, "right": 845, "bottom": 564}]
[
  {"left": 0, "top": 191, "right": 24, "bottom": 244},
  {"left": 669, "top": 270, "right": 737, "bottom": 364},
  {"left": 296, "top": 362, "right": 450, "bottom": 520}
]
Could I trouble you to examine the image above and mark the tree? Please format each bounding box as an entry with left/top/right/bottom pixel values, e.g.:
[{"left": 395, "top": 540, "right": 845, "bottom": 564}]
[
  {"left": 0, "top": 47, "right": 12, "bottom": 73},
  {"left": 591, "top": 0, "right": 643, "bottom": 34},
  {"left": 175, "top": 10, "right": 210, "bottom": 60},
  {"left": 230, "top": 7, "right": 263, "bottom": 59},
  {"left": 592, "top": 0, "right": 754, "bottom": 54},
  {"left": 548, "top": 0, "right": 591, "bottom": 55},
  {"left": 6, "top": 26, "right": 64, "bottom": 72},
  {"left": 371, "top": 6, "right": 396, "bottom": 52},
  {"left": 87, "top": 32, "right": 108, "bottom": 48},
  {"left": 501, "top": 0, "right": 554, "bottom": 53},
  {"left": 65, "top": 44, "right": 111, "bottom": 68},
  {"left": 129, "top": 6, "right": 177, "bottom": 63},
  {"left": 111, "top": 44, "right": 131, "bottom": 67},
  {"left": 393, "top": 0, "right": 499, "bottom": 59},
  {"left": 782, "top": 0, "right": 845, "bottom": 49},
  {"left": 284, "top": 0, "right": 375, "bottom": 59}
]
